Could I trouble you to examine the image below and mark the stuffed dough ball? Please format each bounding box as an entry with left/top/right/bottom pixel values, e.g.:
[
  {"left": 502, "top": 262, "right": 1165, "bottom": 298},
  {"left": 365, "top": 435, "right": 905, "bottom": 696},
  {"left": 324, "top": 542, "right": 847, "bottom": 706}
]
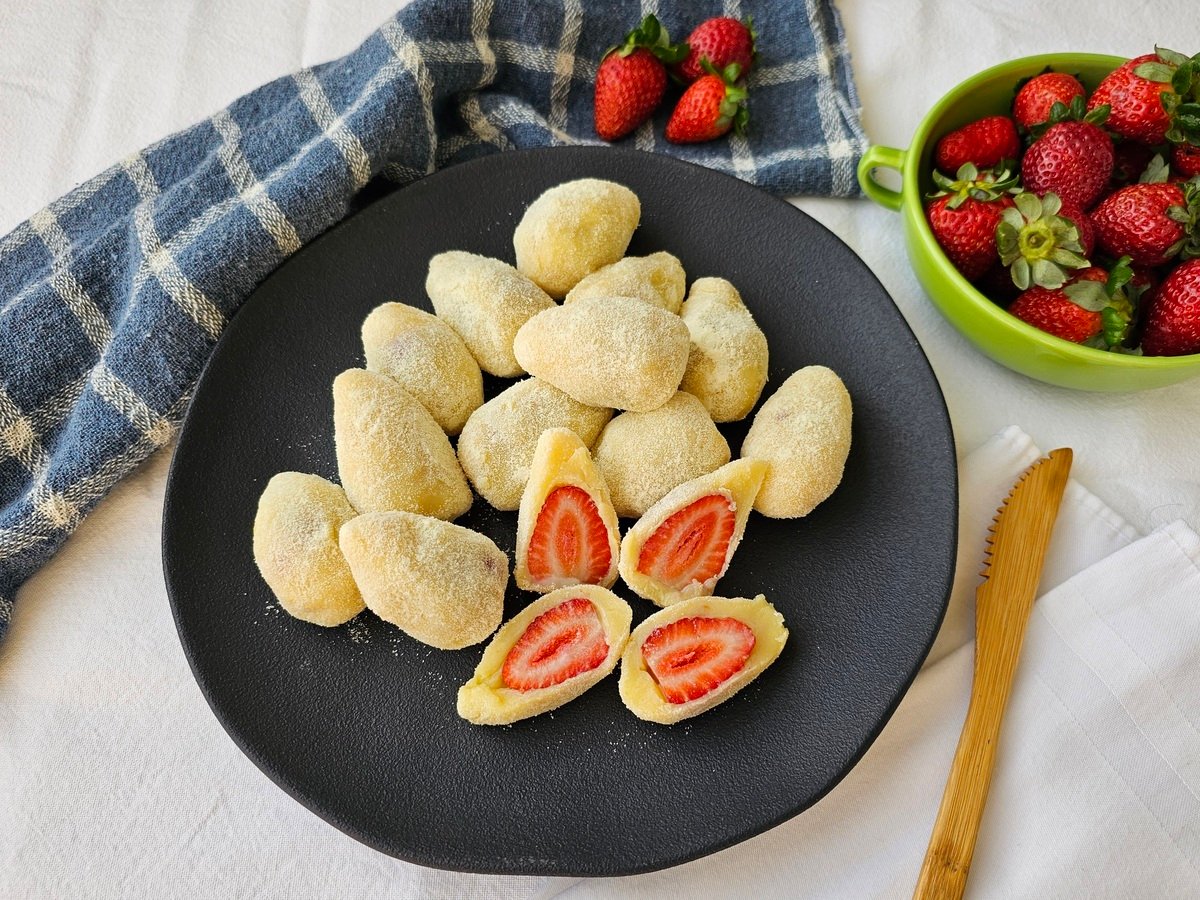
[
  {"left": 425, "top": 251, "right": 554, "bottom": 377},
  {"left": 361, "top": 302, "right": 483, "bottom": 435},
  {"left": 513, "top": 179, "right": 640, "bottom": 298}
]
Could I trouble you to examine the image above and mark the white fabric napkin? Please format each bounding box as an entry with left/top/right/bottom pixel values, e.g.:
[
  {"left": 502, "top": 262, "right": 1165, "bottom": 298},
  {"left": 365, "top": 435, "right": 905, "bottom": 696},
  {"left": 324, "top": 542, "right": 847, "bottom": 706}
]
[{"left": 541, "top": 427, "right": 1200, "bottom": 899}]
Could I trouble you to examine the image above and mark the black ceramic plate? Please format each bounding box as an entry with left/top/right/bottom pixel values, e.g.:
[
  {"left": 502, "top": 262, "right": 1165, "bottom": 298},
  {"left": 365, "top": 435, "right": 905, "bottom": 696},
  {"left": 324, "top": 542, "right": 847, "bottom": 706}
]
[{"left": 163, "top": 147, "right": 956, "bottom": 877}]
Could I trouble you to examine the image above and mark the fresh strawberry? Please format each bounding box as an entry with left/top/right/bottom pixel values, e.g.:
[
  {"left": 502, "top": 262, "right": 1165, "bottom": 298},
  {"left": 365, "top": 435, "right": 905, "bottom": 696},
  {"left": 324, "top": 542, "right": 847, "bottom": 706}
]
[
  {"left": 1090, "top": 181, "right": 1200, "bottom": 266},
  {"left": 1112, "top": 141, "right": 1157, "bottom": 187},
  {"left": 594, "top": 15, "right": 687, "bottom": 141},
  {"left": 1173, "top": 143, "right": 1200, "bottom": 177},
  {"left": 1142, "top": 257, "right": 1200, "bottom": 355},
  {"left": 995, "top": 191, "right": 1092, "bottom": 290},
  {"left": 675, "top": 16, "right": 756, "bottom": 83},
  {"left": 1021, "top": 118, "right": 1115, "bottom": 210},
  {"left": 640, "top": 616, "right": 755, "bottom": 704},
  {"left": 1013, "top": 72, "right": 1086, "bottom": 130},
  {"left": 934, "top": 115, "right": 1020, "bottom": 174},
  {"left": 501, "top": 597, "right": 609, "bottom": 691},
  {"left": 1009, "top": 267, "right": 1108, "bottom": 343},
  {"left": 926, "top": 164, "right": 1018, "bottom": 281},
  {"left": 526, "top": 485, "right": 614, "bottom": 587},
  {"left": 636, "top": 494, "right": 736, "bottom": 592},
  {"left": 1088, "top": 54, "right": 1174, "bottom": 144},
  {"left": 665, "top": 62, "right": 749, "bottom": 144}
]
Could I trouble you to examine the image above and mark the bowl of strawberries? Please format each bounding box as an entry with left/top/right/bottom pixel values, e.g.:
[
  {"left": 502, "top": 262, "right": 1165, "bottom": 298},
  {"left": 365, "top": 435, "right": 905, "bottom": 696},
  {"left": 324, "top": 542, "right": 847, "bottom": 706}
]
[{"left": 857, "top": 50, "right": 1200, "bottom": 391}]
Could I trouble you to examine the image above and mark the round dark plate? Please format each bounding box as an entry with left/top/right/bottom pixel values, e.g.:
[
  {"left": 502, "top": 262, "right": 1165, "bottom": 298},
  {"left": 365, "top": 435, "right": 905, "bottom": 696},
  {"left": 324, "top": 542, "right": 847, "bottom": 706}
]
[{"left": 163, "top": 147, "right": 956, "bottom": 877}]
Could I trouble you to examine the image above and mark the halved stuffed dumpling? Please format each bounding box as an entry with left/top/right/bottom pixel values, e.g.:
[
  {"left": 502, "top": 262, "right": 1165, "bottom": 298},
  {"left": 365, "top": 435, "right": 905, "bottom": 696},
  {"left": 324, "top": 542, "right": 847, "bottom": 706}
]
[
  {"left": 618, "top": 458, "right": 766, "bottom": 607},
  {"left": 457, "top": 585, "right": 633, "bottom": 725},
  {"left": 515, "top": 428, "right": 620, "bottom": 592},
  {"left": 619, "top": 594, "right": 787, "bottom": 724}
]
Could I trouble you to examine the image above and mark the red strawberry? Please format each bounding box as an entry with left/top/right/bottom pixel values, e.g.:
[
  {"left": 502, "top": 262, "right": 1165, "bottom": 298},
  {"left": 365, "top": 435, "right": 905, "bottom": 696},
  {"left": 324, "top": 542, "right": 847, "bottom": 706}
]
[
  {"left": 665, "top": 63, "right": 749, "bottom": 144},
  {"left": 640, "top": 616, "right": 755, "bottom": 704},
  {"left": 636, "top": 494, "right": 736, "bottom": 592},
  {"left": 525, "top": 485, "right": 614, "bottom": 587},
  {"left": 594, "top": 15, "right": 687, "bottom": 141},
  {"left": 675, "top": 17, "right": 756, "bottom": 83},
  {"left": 1142, "top": 257, "right": 1200, "bottom": 355},
  {"left": 1090, "top": 182, "right": 1196, "bottom": 266},
  {"left": 1173, "top": 143, "right": 1200, "bottom": 178},
  {"left": 501, "top": 597, "right": 609, "bottom": 691},
  {"left": 1021, "top": 120, "right": 1114, "bottom": 210},
  {"left": 1088, "top": 54, "right": 1174, "bottom": 145},
  {"left": 1013, "top": 72, "right": 1086, "bottom": 130},
  {"left": 934, "top": 116, "right": 1020, "bottom": 174},
  {"left": 928, "top": 193, "right": 1013, "bottom": 281},
  {"left": 1009, "top": 267, "right": 1108, "bottom": 343}
]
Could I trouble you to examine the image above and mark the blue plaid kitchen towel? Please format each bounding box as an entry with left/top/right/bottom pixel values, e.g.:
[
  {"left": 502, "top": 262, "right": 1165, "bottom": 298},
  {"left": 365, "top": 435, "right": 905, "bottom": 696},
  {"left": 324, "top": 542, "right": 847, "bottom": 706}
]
[{"left": 0, "top": 0, "right": 866, "bottom": 638}]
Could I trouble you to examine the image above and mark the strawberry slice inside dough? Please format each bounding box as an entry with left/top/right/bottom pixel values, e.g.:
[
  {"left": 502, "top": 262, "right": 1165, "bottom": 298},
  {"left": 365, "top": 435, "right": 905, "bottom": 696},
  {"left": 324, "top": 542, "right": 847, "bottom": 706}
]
[
  {"left": 641, "top": 616, "right": 756, "bottom": 704},
  {"left": 526, "top": 486, "right": 612, "bottom": 585},
  {"left": 636, "top": 493, "right": 736, "bottom": 591},
  {"left": 502, "top": 598, "right": 609, "bottom": 691}
]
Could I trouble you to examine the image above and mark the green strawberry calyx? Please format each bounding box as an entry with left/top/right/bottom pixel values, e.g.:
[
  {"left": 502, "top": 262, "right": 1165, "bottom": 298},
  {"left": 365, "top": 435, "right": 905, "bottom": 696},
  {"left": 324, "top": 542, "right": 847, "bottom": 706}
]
[
  {"left": 995, "top": 191, "right": 1090, "bottom": 290},
  {"left": 1064, "top": 257, "right": 1145, "bottom": 350},
  {"left": 609, "top": 14, "right": 689, "bottom": 65},
  {"left": 1134, "top": 47, "right": 1200, "bottom": 147},
  {"left": 1165, "top": 177, "right": 1200, "bottom": 259},
  {"left": 700, "top": 58, "right": 750, "bottom": 134},
  {"left": 927, "top": 163, "right": 1018, "bottom": 210},
  {"left": 1027, "top": 95, "right": 1109, "bottom": 140}
]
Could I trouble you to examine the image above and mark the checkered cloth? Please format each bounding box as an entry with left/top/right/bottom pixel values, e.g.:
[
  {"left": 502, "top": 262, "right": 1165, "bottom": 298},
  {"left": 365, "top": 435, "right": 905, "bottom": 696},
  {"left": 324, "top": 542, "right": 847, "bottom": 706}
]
[{"left": 0, "top": 0, "right": 866, "bottom": 637}]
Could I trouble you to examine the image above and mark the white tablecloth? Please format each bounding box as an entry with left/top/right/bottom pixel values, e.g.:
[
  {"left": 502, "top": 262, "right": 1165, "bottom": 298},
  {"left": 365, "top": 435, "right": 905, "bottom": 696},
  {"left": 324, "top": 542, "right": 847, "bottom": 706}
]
[{"left": 2, "top": 2, "right": 1198, "bottom": 897}]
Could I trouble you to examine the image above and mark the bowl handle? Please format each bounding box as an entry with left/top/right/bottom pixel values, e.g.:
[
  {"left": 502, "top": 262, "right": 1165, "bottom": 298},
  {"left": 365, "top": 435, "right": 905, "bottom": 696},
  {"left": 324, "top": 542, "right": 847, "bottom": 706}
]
[{"left": 857, "top": 145, "right": 907, "bottom": 212}]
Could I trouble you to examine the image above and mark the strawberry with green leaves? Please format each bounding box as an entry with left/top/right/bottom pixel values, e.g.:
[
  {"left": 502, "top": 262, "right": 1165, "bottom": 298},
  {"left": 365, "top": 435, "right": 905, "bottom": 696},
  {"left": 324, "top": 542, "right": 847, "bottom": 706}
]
[
  {"left": 1020, "top": 98, "right": 1114, "bottom": 210},
  {"left": 675, "top": 16, "right": 756, "bottom": 83},
  {"left": 995, "top": 191, "right": 1091, "bottom": 290},
  {"left": 926, "top": 164, "right": 1018, "bottom": 281},
  {"left": 1089, "top": 47, "right": 1200, "bottom": 147},
  {"left": 934, "top": 115, "right": 1020, "bottom": 174},
  {"left": 665, "top": 60, "right": 749, "bottom": 144},
  {"left": 594, "top": 15, "right": 687, "bottom": 141},
  {"left": 1010, "top": 259, "right": 1141, "bottom": 348},
  {"left": 1012, "top": 71, "right": 1086, "bottom": 131},
  {"left": 1090, "top": 166, "right": 1200, "bottom": 266},
  {"left": 1142, "top": 257, "right": 1200, "bottom": 355}
]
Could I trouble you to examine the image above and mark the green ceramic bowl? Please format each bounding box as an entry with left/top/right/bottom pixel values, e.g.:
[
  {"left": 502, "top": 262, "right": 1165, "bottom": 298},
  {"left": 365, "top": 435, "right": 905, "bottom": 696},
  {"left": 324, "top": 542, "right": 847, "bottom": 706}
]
[{"left": 858, "top": 53, "right": 1200, "bottom": 391}]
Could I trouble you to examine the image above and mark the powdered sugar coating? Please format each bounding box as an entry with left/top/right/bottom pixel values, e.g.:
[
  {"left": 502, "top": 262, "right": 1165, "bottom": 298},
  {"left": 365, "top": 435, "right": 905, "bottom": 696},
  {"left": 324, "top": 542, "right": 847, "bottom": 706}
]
[
  {"left": 252, "top": 472, "right": 364, "bottom": 626},
  {"left": 564, "top": 252, "right": 686, "bottom": 313},
  {"left": 425, "top": 251, "right": 555, "bottom": 377},
  {"left": 333, "top": 368, "right": 472, "bottom": 519},
  {"left": 457, "top": 377, "right": 613, "bottom": 511},
  {"left": 361, "top": 302, "right": 483, "bottom": 435},
  {"left": 339, "top": 510, "right": 507, "bottom": 649},
  {"left": 513, "top": 178, "right": 641, "bottom": 298},
  {"left": 679, "top": 277, "right": 769, "bottom": 422},
  {"left": 740, "top": 366, "right": 852, "bottom": 518},
  {"left": 513, "top": 295, "right": 690, "bottom": 412},
  {"left": 593, "top": 391, "right": 731, "bottom": 517}
]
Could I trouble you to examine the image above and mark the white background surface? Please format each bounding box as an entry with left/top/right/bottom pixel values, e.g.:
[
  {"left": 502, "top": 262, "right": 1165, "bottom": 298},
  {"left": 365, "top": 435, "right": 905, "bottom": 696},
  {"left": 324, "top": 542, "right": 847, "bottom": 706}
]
[{"left": 2, "top": 1, "right": 1199, "bottom": 897}]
